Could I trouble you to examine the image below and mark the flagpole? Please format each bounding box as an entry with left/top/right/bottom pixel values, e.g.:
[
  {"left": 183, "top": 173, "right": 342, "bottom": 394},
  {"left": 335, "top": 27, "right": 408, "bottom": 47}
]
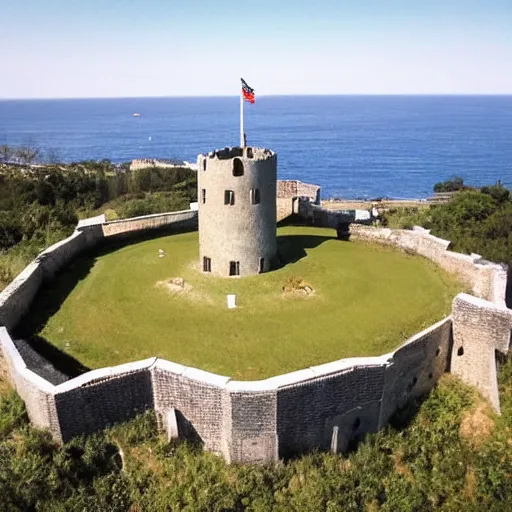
[{"left": 240, "top": 87, "right": 244, "bottom": 148}]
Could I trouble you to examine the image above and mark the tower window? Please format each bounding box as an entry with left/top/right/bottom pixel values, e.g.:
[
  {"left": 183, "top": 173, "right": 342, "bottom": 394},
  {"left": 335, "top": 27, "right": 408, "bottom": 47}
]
[
  {"left": 250, "top": 188, "right": 260, "bottom": 204},
  {"left": 233, "top": 158, "right": 244, "bottom": 177},
  {"left": 259, "top": 258, "right": 264, "bottom": 273},
  {"left": 201, "top": 189, "right": 206, "bottom": 204},
  {"left": 202, "top": 159, "right": 207, "bottom": 171},
  {"left": 246, "top": 147, "right": 254, "bottom": 159},
  {"left": 203, "top": 257, "right": 211, "bottom": 272},
  {"left": 229, "top": 261, "right": 240, "bottom": 276},
  {"left": 224, "top": 190, "right": 235, "bottom": 205}
]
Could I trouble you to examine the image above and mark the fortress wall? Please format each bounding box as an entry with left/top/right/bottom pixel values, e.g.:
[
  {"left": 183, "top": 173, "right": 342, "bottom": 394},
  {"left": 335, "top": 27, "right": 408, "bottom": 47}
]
[
  {"left": 0, "top": 207, "right": 508, "bottom": 461},
  {"left": 225, "top": 384, "right": 277, "bottom": 463},
  {"left": 0, "top": 262, "right": 43, "bottom": 331},
  {"left": 451, "top": 293, "right": 512, "bottom": 412},
  {"left": 275, "top": 362, "right": 386, "bottom": 456},
  {"left": 54, "top": 359, "right": 155, "bottom": 442},
  {"left": 0, "top": 225, "right": 104, "bottom": 332},
  {"left": 276, "top": 180, "right": 298, "bottom": 198},
  {"left": 349, "top": 225, "right": 507, "bottom": 304},
  {"left": 276, "top": 180, "right": 320, "bottom": 202},
  {"left": 276, "top": 180, "right": 320, "bottom": 221},
  {"left": 151, "top": 360, "right": 230, "bottom": 454},
  {"left": 101, "top": 209, "right": 198, "bottom": 238},
  {"left": 379, "top": 317, "right": 452, "bottom": 427},
  {"left": 0, "top": 328, "right": 60, "bottom": 437},
  {"left": 37, "top": 230, "right": 91, "bottom": 280},
  {"left": 0, "top": 318, "right": 477, "bottom": 463},
  {"left": 296, "top": 182, "right": 321, "bottom": 202},
  {"left": 276, "top": 198, "right": 295, "bottom": 221}
]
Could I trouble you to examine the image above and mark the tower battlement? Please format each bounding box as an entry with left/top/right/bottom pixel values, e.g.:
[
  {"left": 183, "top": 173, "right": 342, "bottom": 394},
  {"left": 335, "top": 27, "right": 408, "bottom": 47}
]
[
  {"left": 197, "top": 146, "right": 277, "bottom": 277},
  {"left": 198, "top": 146, "right": 275, "bottom": 166}
]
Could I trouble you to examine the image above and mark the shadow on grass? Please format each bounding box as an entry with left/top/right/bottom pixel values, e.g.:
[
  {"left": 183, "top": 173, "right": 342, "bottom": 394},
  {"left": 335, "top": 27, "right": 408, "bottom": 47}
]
[
  {"left": 277, "top": 214, "right": 306, "bottom": 227},
  {"left": 14, "top": 225, "right": 198, "bottom": 379},
  {"left": 275, "top": 233, "right": 336, "bottom": 269},
  {"left": 14, "top": 335, "right": 90, "bottom": 382},
  {"left": 15, "top": 252, "right": 97, "bottom": 379}
]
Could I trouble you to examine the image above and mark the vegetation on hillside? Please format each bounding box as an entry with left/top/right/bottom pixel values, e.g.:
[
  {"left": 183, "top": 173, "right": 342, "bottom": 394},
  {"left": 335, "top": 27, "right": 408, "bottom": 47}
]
[
  {"left": 0, "top": 364, "right": 510, "bottom": 511},
  {"left": 381, "top": 179, "right": 512, "bottom": 271},
  {"left": 433, "top": 176, "right": 466, "bottom": 193},
  {"left": 0, "top": 149, "right": 196, "bottom": 288}
]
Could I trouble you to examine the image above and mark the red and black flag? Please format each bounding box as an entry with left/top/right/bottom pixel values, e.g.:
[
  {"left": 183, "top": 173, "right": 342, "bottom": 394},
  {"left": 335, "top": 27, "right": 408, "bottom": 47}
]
[{"left": 241, "top": 78, "right": 255, "bottom": 104}]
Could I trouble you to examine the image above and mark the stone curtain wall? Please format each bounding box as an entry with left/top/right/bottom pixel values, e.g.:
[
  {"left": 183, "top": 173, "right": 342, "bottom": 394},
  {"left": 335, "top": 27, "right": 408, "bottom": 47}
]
[
  {"left": 54, "top": 359, "right": 155, "bottom": 442},
  {"left": 379, "top": 318, "right": 453, "bottom": 426},
  {"left": 0, "top": 328, "right": 61, "bottom": 436},
  {"left": 0, "top": 206, "right": 510, "bottom": 463},
  {"left": 297, "top": 203, "right": 507, "bottom": 304},
  {"left": 152, "top": 360, "right": 230, "bottom": 454},
  {"left": 0, "top": 318, "right": 453, "bottom": 463},
  {"left": 0, "top": 210, "right": 197, "bottom": 333},
  {"left": 0, "top": 226, "right": 104, "bottom": 331},
  {"left": 276, "top": 362, "right": 387, "bottom": 456},
  {"left": 102, "top": 209, "right": 198, "bottom": 238},
  {"left": 297, "top": 200, "right": 507, "bottom": 304},
  {"left": 348, "top": 225, "right": 508, "bottom": 306},
  {"left": 276, "top": 180, "right": 320, "bottom": 202},
  {"left": 298, "top": 200, "right": 511, "bottom": 413},
  {"left": 276, "top": 180, "right": 321, "bottom": 221}
]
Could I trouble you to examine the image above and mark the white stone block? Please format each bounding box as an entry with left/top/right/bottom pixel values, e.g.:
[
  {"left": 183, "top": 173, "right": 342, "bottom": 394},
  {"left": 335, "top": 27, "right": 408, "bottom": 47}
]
[
  {"left": 227, "top": 294, "right": 236, "bottom": 309},
  {"left": 167, "top": 408, "right": 179, "bottom": 441}
]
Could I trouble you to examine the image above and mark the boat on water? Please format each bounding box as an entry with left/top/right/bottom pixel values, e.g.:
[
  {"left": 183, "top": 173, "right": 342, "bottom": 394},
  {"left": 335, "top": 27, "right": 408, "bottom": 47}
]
[{"left": 133, "top": 113, "right": 141, "bottom": 117}]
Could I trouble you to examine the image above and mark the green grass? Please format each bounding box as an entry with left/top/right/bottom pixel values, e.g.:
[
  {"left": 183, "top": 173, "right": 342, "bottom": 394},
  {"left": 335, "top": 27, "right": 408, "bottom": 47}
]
[{"left": 26, "top": 226, "right": 462, "bottom": 380}]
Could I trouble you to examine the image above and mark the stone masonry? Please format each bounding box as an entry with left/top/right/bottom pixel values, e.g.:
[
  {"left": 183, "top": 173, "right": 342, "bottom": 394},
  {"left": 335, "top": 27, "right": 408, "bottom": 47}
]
[
  {"left": 451, "top": 294, "right": 512, "bottom": 412},
  {"left": 197, "top": 147, "right": 277, "bottom": 277},
  {"left": 0, "top": 203, "right": 510, "bottom": 463}
]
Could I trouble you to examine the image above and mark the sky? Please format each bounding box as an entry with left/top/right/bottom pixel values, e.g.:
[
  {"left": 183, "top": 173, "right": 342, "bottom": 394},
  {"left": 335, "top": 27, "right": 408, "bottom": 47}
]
[{"left": 1, "top": 0, "right": 511, "bottom": 98}]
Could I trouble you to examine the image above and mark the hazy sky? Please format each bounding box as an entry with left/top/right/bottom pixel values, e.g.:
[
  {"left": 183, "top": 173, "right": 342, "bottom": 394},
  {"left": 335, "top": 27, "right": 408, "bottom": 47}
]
[{"left": 1, "top": 0, "right": 511, "bottom": 98}]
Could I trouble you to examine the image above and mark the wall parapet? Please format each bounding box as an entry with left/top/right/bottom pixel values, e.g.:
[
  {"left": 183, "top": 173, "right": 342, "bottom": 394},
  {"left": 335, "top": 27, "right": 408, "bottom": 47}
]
[
  {"left": 0, "top": 316, "right": 454, "bottom": 463},
  {"left": 102, "top": 209, "right": 198, "bottom": 237},
  {"left": 349, "top": 224, "right": 508, "bottom": 306}
]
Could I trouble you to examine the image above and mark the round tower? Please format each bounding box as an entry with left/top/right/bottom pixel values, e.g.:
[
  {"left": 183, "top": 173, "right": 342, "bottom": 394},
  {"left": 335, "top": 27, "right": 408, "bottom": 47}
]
[{"left": 197, "top": 146, "right": 277, "bottom": 277}]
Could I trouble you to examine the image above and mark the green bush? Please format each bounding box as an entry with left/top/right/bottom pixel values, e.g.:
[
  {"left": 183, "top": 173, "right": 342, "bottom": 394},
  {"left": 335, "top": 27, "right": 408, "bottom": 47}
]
[
  {"left": 433, "top": 176, "right": 465, "bottom": 192},
  {"left": 0, "top": 374, "right": 511, "bottom": 510},
  {"left": 0, "top": 162, "right": 197, "bottom": 268},
  {"left": 382, "top": 187, "right": 512, "bottom": 269}
]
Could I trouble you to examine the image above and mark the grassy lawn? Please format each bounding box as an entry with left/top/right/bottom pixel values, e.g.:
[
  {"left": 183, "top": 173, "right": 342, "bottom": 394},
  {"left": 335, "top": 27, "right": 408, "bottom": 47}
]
[{"left": 23, "top": 226, "right": 462, "bottom": 380}]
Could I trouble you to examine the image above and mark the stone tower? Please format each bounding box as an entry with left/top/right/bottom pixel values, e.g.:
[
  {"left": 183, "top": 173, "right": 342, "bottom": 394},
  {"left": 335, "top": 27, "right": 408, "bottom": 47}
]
[{"left": 197, "top": 146, "right": 277, "bottom": 277}]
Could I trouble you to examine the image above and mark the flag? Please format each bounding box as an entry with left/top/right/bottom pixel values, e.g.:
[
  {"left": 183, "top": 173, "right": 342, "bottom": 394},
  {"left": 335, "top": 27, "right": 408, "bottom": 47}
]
[{"left": 241, "top": 78, "right": 255, "bottom": 104}]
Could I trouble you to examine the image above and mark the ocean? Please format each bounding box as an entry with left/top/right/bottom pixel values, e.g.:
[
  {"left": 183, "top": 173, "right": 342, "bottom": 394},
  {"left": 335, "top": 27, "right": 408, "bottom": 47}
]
[{"left": 0, "top": 95, "right": 511, "bottom": 199}]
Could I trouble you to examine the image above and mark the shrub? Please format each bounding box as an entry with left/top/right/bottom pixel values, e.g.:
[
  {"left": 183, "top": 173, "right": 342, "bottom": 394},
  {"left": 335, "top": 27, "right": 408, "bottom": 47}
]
[
  {"left": 0, "top": 392, "right": 27, "bottom": 439},
  {"left": 433, "top": 176, "right": 465, "bottom": 192}
]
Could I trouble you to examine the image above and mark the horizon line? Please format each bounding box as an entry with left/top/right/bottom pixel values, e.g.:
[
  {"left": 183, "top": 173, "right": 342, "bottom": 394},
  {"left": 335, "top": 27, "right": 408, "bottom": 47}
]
[{"left": 1, "top": 93, "right": 512, "bottom": 101}]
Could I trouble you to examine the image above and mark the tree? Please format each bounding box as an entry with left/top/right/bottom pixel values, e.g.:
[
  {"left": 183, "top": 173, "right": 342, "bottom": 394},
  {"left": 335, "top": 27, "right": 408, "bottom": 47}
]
[
  {"left": 433, "top": 177, "right": 465, "bottom": 193},
  {"left": 0, "top": 144, "right": 12, "bottom": 163},
  {"left": 14, "top": 141, "right": 41, "bottom": 165},
  {"left": 481, "top": 183, "right": 510, "bottom": 204}
]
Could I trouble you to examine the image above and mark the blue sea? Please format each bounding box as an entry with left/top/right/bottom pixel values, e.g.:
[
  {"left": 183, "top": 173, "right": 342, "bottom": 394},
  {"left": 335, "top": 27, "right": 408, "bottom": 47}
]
[{"left": 0, "top": 96, "right": 511, "bottom": 199}]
